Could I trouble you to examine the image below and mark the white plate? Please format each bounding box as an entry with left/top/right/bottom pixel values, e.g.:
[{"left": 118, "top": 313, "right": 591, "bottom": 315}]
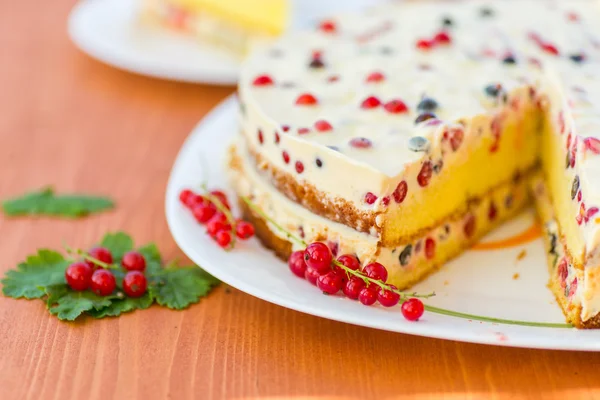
[
  {"left": 67, "top": 0, "right": 386, "bottom": 85},
  {"left": 165, "top": 96, "right": 600, "bottom": 351}
]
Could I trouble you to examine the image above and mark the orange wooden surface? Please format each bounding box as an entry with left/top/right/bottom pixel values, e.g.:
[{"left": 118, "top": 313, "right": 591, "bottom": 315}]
[{"left": 2, "top": 1, "right": 600, "bottom": 399}]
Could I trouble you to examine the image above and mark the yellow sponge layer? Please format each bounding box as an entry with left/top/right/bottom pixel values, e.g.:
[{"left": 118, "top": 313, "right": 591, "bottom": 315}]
[
  {"left": 383, "top": 98, "right": 541, "bottom": 246},
  {"left": 166, "top": 0, "right": 289, "bottom": 35}
]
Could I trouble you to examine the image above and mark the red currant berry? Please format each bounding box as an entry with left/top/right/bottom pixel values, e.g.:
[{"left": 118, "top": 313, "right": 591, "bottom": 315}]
[
  {"left": 433, "top": 31, "right": 451, "bottom": 45},
  {"left": 215, "top": 230, "right": 232, "bottom": 248},
  {"left": 393, "top": 180, "right": 408, "bottom": 203},
  {"left": 319, "top": 20, "right": 336, "bottom": 33},
  {"left": 336, "top": 254, "right": 360, "bottom": 274},
  {"left": 363, "top": 262, "right": 388, "bottom": 283},
  {"left": 282, "top": 151, "right": 290, "bottom": 164},
  {"left": 86, "top": 246, "right": 113, "bottom": 269},
  {"left": 65, "top": 262, "right": 93, "bottom": 291},
  {"left": 317, "top": 272, "right": 343, "bottom": 294},
  {"left": 366, "top": 71, "right": 385, "bottom": 83},
  {"left": 123, "top": 271, "right": 147, "bottom": 298},
  {"left": 90, "top": 269, "right": 116, "bottom": 296},
  {"left": 349, "top": 137, "right": 372, "bottom": 149},
  {"left": 360, "top": 96, "right": 381, "bottom": 109},
  {"left": 288, "top": 250, "right": 307, "bottom": 278},
  {"left": 295, "top": 161, "right": 304, "bottom": 174},
  {"left": 416, "top": 38, "right": 434, "bottom": 51},
  {"left": 418, "top": 161, "right": 433, "bottom": 187},
  {"left": 364, "top": 192, "right": 378, "bottom": 205},
  {"left": 206, "top": 213, "right": 231, "bottom": 236},
  {"left": 377, "top": 285, "right": 400, "bottom": 307},
  {"left": 343, "top": 277, "right": 365, "bottom": 300},
  {"left": 210, "top": 190, "right": 230, "bottom": 208},
  {"left": 358, "top": 286, "right": 378, "bottom": 306},
  {"left": 384, "top": 99, "right": 409, "bottom": 114},
  {"left": 183, "top": 193, "right": 205, "bottom": 209},
  {"left": 235, "top": 221, "right": 255, "bottom": 240},
  {"left": 425, "top": 237, "right": 436, "bottom": 259},
  {"left": 252, "top": 75, "right": 274, "bottom": 86},
  {"left": 314, "top": 119, "right": 333, "bottom": 132},
  {"left": 192, "top": 203, "right": 216, "bottom": 223},
  {"left": 179, "top": 189, "right": 194, "bottom": 206},
  {"left": 305, "top": 266, "right": 322, "bottom": 285},
  {"left": 304, "top": 242, "right": 333, "bottom": 273},
  {"left": 295, "top": 93, "right": 318, "bottom": 106},
  {"left": 121, "top": 251, "right": 146, "bottom": 272},
  {"left": 401, "top": 298, "right": 425, "bottom": 321}
]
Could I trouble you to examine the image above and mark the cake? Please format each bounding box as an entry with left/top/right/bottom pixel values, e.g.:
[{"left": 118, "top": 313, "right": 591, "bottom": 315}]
[
  {"left": 140, "top": 0, "right": 289, "bottom": 56},
  {"left": 228, "top": 0, "right": 600, "bottom": 328}
]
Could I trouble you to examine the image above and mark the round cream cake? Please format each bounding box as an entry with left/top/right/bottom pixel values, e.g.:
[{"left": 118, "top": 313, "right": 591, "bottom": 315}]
[{"left": 229, "top": 0, "right": 600, "bottom": 328}]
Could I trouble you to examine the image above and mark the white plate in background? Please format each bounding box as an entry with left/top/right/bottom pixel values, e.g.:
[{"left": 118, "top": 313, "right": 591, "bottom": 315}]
[{"left": 68, "top": 0, "right": 387, "bottom": 85}]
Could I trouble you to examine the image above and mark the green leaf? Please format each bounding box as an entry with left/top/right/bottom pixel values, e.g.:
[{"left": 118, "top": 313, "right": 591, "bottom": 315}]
[
  {"left": 100, "top": 232, "right": 133, "bottom": 261},
  {"left": 2, "top": 250, "right": 69, "bottom": 299},
  {"left": 138, "top": 243, "right": 162, "bottom": 275},
  {"left": 149, "top": 266, "right": 219, "bottom": 310},
  {"left": 45, "top": 285, "right": 115, "bottom": 321},
  {"left": 88, "top": 293, "right": 153, "bottom": 318},
  {"left": 2, "top": 187, "right": 114, "bottom": 218}
]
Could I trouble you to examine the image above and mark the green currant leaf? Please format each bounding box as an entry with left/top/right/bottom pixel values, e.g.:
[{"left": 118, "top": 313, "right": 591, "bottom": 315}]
[
  {"left": 1, "top": 250, "right": 69, "bottom": 299},
  {"left": 149, "top": 266, "right": 219, "bottom": 310},
  {"left": 2, "top": 187, "right": 114, "bottom": 218},
  {"left": 88, "top": 293, "right": 153, "bottom": 318},
  {"left": 100, "top": 232, "right": 134, "bottom": 261},
  {"left": 137, "top": 243, "right": 162, "bottom": 275},
  {"left": 45, "top": 285, "right": 117, "bottom": 321}
]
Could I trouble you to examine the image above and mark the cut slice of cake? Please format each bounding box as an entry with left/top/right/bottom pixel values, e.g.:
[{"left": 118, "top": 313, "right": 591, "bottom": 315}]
[
  {"left": 141, "top": 0, "right": 289, "bottom": 56},
  {"left": 228, "top": 0, "right": 600, "bottom": 327}
]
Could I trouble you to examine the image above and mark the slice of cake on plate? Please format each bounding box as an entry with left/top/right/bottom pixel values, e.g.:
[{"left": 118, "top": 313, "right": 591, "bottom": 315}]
[
  {"left": 228, "top": 0, "right": 600, "bottom": 328},
  {"left": 141, "top": 0, "right": 289, "bottom": 56}
]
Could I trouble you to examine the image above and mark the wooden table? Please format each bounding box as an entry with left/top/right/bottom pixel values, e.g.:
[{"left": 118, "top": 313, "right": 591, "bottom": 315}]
[{"left": 2, "top": 2, "right": 600, "bottom": 399}]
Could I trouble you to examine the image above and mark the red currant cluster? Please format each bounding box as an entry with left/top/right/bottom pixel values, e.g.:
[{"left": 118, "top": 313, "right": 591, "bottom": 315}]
[
  {"left": 289, "top": 242, "right": 425, "bottom": 321},
  {"left": 179, "top": 188, "right": 255, "bottom": 248},
  {"left": 65, "top": 247, "right": 147, "bottom": 297}
]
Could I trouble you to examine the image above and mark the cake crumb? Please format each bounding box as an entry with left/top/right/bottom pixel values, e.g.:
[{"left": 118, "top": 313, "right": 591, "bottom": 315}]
[
  {"left": 516, "top": 249, "right": 527, "bottom": 261},
  {"left": 443, "top": 280, "right": 449, "bottom": 286},
  {"left": 513, "top": 273, "right": 520, "bottom": 280}
]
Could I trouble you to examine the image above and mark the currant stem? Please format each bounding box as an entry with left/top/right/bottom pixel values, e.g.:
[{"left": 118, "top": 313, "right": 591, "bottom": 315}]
[
  {"left": 424, "top": 305, "right": 573, "bottom": 328},
  {"left": 241, "top": 196, "right": 306, "bottom": 247},
  {"left": 63, "top": 245, "right": 118, "bottom": 270}
]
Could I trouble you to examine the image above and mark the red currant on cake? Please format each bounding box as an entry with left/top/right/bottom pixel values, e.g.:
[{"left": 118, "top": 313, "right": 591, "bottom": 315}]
[{"left": 252, "top": 75, "right": 274, "bottom": 86}]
